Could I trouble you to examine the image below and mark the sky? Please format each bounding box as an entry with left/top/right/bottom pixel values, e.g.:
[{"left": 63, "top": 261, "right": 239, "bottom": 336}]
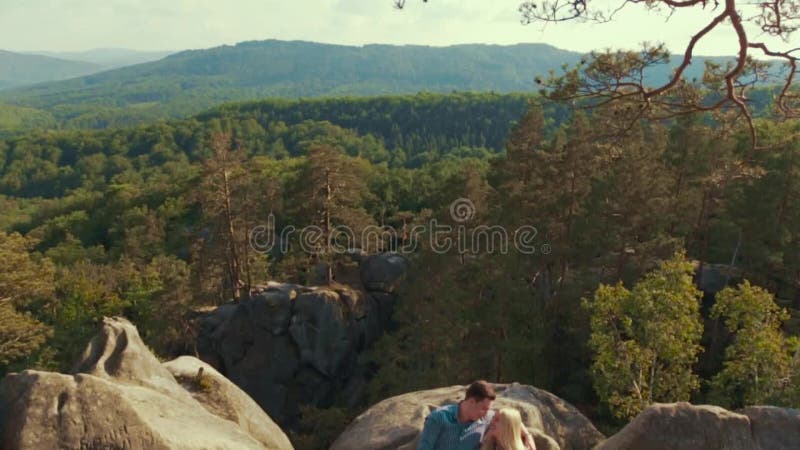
[{"left": 0, "top": 0, "right": 790, "bottom": 56}]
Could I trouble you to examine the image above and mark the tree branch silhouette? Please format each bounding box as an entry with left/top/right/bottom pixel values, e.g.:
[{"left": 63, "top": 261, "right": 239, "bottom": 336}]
[{"left": 396, "top": 0, "right": 799, "bottom": 148}]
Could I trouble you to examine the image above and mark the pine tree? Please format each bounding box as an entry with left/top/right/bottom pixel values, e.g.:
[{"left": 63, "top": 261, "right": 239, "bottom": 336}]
[
  {"left": 290, "top": 144, "right": 373, "bottom": 284},
  {"left": 195, "top": 131, "right": 249, "bottom": 301},
  {"left": 367, "top": 162, "right": 500, "bottom": 398},
  {"left": 488, "top": 109, "right": 610, "bottom": 399},
  {"left": 724, "top": 121, "right": 800, "bottom": 302},
  {"left": 578, "top": 121, "right": 680, "bottom": 283}
]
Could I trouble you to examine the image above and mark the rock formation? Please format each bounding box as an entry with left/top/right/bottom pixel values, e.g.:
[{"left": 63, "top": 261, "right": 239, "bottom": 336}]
[
  {"left": 196, "top": 252, "right": 407, "bottom": 424},
  {"left": 694, "top": 262, "right": 742, "bottom": 296},
  {"left": 0, "top": 317, "right": 293, "bottom": 450},
  {"left": 595, "top": 402, "right": 800, "bottom": 450},
  {"left": 331, "top": 385, "right": 800, "bottom": 450},
  {"left": 330, "top": 382, "right": 605, "bottom": 450}
]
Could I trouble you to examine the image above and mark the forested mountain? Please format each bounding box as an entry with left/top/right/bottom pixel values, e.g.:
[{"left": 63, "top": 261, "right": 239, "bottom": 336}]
[
  {"left": 0, "top": 50, "right": 101, "bottom": 90},
  {"left": 0, "top": 40, "right": 761, "bottom": 130},
  {"left": 32, "top": 48, "right": 174, "bottom": 70},
  {"left": 197, "top": 93, "right": 568, "bottom": 162},
  {"left": 0, "top": 41, "right": 580, "bottom": 107}
]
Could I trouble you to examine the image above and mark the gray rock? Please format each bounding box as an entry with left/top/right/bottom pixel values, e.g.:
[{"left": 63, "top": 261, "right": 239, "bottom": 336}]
[
  {"left": 290, "top": 288, "right": 359, "bottom": 377},
  {"left": 227, "top": 332, "right": 299, "bottom": 422},
  {"left": 195, "top": 265, "right": 404, "bottom": 425},
  {"left": 217, "top": 306, "right": 256, "bottom": 371},
  {"left": 357, "top": 294, "right": 383, "bottom": 349},
  {"left": 531, "top": 430, "right": 562, "bottom": 450},
  {"left": 0, "top": 317, "right": 293, "bottom": 450},
  {"left": 164, "top": 356, "right": 294, "bottom": 450},
  {"left": 742, "top": 406, "right": 800, "bottom": 450},
  {"left": 370, "top": 292, "right": 396, "bottom": 327},
  {"left": 360, "top": 252, "right": 408, "bottom": 292},
  {"left": 695, "top": 263, "right": 741, "bottom": 294},
  {"left": 330, "top": 382, "right": 604, "bottom": 450},
  {"left": 196, "top": 303, "right": 238, "bottom": 367},
  {"left": 261, "top": 281, "right": 306, "bottom": 295},
  {"left": 595, "top": 402, "right": 757, "bottom": 450},
  {"left": 293, "top": 367, "right": 337, "bottom": 407},
  {"left": 200, "top": 303, "right": 238, "bottom": 331},
  {"left": 247, "top": 289, "right": 294, "bottom": 335},
  {"left": 71, "top": 316, "right": 197, "bottom": 405}
]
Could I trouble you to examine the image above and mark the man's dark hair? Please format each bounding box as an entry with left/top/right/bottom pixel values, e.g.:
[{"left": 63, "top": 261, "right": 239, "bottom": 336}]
[{"left": 465, "top": 380, "right": 496, "bottom": 401}]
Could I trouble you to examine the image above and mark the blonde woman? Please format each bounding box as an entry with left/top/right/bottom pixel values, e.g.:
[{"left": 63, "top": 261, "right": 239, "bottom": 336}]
[{"left": 480, "top": 408, "right": 536, "bottom": 450}]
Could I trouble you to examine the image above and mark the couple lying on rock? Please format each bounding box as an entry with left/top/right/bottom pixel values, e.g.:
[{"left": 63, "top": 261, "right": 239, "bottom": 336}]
[{"left": 417, "top": 380, "right": 536, "bottom": 450}]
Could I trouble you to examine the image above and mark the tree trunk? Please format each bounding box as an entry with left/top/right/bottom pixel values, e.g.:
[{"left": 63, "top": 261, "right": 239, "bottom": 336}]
[
  {"left": 222, "top": 168, "right": 242, "bottom": 300},
  {"left": 325, "top": 169, "right": 333, "bottom": 284}
]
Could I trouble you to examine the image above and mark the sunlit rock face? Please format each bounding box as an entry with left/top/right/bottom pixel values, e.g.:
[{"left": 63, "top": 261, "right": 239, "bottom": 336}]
[
  {"left": 0, "top": 317, "right": 293, "bottom": 450},
  {"left": 196, "top": 252, "right": 407, "bottom": 424},
  {"left": 331, "top": 385, "right": 800, "bottom": 450},
  {"left": 595, "top": 402, "right": 800, "bottom": 450},
  {"left": 330, "top": 382, "right": 605, "bottom": 450}
]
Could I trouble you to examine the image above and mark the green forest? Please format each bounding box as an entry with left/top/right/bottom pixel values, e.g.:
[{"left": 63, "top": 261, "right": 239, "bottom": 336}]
[
  {"left": 0, "top": 39, "right": 782, "bottom": 133},
  {"left": 2, "top": 90, "right": 800, "bottom": 448}
]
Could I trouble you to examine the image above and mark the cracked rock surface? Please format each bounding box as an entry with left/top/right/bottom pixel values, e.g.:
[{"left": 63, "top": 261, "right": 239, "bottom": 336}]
[
  {"left": 196, "top": 253, "right": 407, "bottom": 424},
  {"left": 0, "top": 317, "right": 293, "bottom": 450}
]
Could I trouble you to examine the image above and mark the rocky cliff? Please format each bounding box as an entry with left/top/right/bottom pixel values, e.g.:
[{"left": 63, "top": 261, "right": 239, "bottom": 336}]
[
  {"left": 0, "top": 317, "right": 293, "bottom": 450},
  {"left": 4, "top": 316, "right": 799, "bottom": 450},
  {"left": 595, "top": 402, "right": 800, "bottom": 450},
  {"left": 195, "top": 252, "right": 408, "bottom": 424}
]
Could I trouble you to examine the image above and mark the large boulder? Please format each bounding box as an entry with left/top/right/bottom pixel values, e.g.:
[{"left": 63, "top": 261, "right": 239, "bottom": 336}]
[
  {"left": 72, "top": 316, "right": 195, "bottom": 403},
  {"left": 694, "top": 262, "right": 741, "bottom": 295},
  {"left": 330, "top": 383, "right": 604, "bottom": 450},
  {"left": 164, "top": 356, "right": 294, "bottom": 450},
  {"left": 595, "top": 402, "right": 800, "bottom": 450},
  {"left": 360, "top": 252, "right": 408, "bottom": 293},
  {"left": 742, "top": 406, "right": 800, "bottom": 449},
  {"left": 0, "top": 317, "right": 293, "bottom": 450},
  {"left": 290, "top": 289, "right": 363, "bottom": 377},
  {"left": 248, "top": 286, "right": 297, "bottom": 335},
  {"left": 197, "top": 279, "right": 396, "bottom": 425}
]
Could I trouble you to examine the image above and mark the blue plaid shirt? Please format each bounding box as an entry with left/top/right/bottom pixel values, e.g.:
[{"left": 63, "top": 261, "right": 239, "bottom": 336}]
[{"left": 417, "top": 403, "right": 495, "bottom": 450}]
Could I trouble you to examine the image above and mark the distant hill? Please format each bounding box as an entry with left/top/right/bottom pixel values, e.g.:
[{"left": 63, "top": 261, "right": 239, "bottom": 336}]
[
  {"left": 0, "top": 50, "right": 101, "bottom": 90},
  {"left": 0, "top": 40, "right": 582, "bottom": 110},
  {"left": 0, "top": 104, "right": 56, "bottom": 136},
  {"left": 32, "top": 48, "right": 174, "bottom": 70},
  {"left": 0, "top": 40, "right": 768, "bottom": 130}
]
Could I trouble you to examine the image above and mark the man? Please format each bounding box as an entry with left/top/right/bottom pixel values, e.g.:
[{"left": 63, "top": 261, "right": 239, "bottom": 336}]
[{"left": 416, "top": 380, "right": 534, "bottom": 450}]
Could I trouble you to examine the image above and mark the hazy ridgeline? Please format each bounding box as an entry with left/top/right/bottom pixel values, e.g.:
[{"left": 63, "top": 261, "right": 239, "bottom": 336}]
[{"left": 0, "top": 40, "right": 781, "bottom": 132}]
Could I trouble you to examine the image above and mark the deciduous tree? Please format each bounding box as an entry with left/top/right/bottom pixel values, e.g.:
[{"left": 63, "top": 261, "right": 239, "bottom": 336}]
[
  {"left": 710, "top": 281, "right": 797, "bottom": 407},
  {"left": 585, "top": 252, "right": 704, "bottom": 419},
  {"left": 0, "top": 232, "right": 55, "bottom": 373}
]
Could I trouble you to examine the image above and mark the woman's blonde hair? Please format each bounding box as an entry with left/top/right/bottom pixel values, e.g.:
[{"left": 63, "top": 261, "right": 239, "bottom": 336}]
[{"left": 480, "top": 408, "right": 527, "bottom": 450}]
